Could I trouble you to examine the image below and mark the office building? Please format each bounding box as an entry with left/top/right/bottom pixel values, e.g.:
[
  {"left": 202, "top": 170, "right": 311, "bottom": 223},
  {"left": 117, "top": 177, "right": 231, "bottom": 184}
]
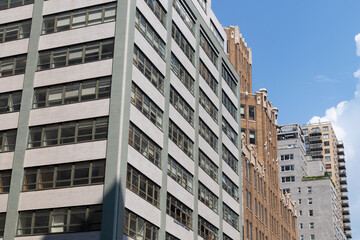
[
  {"left": 302, "top": 122, "right": 352, "bottom": 239},
  {"left": 225, "top": 26, "right": 297, "bottom": 240},
  {"left": 0, "top": 0, "right": 243, "bottom": 239},
  {"left": 278, "top": 123, "right": 347, "bottom": 240}
]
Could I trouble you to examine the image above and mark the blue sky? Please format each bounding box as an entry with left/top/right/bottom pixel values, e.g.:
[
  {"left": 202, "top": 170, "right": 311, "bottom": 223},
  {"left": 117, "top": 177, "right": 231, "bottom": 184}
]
[{"left": 212, "top": 0, "right": 360, "bottom": 239}]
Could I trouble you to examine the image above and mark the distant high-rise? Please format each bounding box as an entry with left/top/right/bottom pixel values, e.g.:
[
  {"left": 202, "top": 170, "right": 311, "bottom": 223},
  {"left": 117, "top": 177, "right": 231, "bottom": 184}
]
[
  {"left": 302, "top": 122, "right": 352, "bottom": 239},
  {"left": 226, "top": 26, "right": 297, "bottom": 240},
  {"left": 0, "top": 0, "right": 243, "bottom": 239},
  {"left": 278, "top": 123, "right": 348, "bottom": 240}
]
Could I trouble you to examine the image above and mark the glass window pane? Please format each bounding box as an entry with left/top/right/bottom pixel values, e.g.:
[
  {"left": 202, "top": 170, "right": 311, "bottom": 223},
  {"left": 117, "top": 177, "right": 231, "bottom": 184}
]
[
  {"left": 48, "top": 86, "right": 63, "bottom": 106},
  {"left": 104, "top": 4, "right": 116, "bottom": 22},
  {"left": 60, "top": 123, "right": 76, "bottom": 144},
  {"left": 10, "top": 92, "right": 22, "bottom": 111},
  {"left": 56, "top": 165, "right": 72, "bottom": 187},
  {"left": 42, "top": 16, "right": 55, "bottom": 34},
  {"left": 50, "top": 209, "right": 67, "bottom": 233},
  {"left": 0, "top": 59, "right": 14, "bottom": 77},
  {"left": 23, "top": 169, "right": 37, "bottom": 191},
  {"left": 52, "top": 49, "right": 67, "bottom": 68},
  {"left": 91, "top": 161, "right": 105, "bottom": 183},
  {"left": 43, "top": 125, "right": 59, "bottom": 146},
  {"left": 56, "top": 13, "right": 71, "bottom": 32},
  {"left": 69, "top": 207, "right": 86, "bottom": 232},
  {"left": 72, "top": 9, "right": 87, "bottom": 29},
  {"left": 38, "top": 51, "right": 51, "bottom": 70},
  {"left": 4, "top": 24, "right": 19, "bottom": 42},
  {"left": 0, "top": 94, "right": 8, "bottom": 113},
  {"left": 19, "top": 21, "right": 31, "bottom": 39},
  {"left": 64, "top": 82, "right": 80, "bottom": 104},
  {"left": 77, "top": 120, "right": 93, "bottom": 142},
  {"left": 33, "top": 89, "right": 47, "bottom": 108},
  {"left": 17, "top": 212, "right": 33, "bottom": 235},
  {"left": 94, "top": 118, "right": 108, "bottom": 140},
  {"left": 88, "top": 7, "right": 103, "bottom": 26},
  {"left": 68, "top": 46, "right": 83, "bottom": 65},
  {"left": 101, "top": 40, "right": 114, "bottom": 59},
  {"left": 73, "top": 162, "right": 89, "bottom": 185},
  {"left": 38, "top": 167, "right": 54, "bottom": 189},
  {"left": 97, "top": 78, "right": 111, "bottom": 98},
  {"left": 84, "top": 43, "right": 99, "bottom": 63},
  {"left": 9, "top": 0, "right": 22, "bottom": 8},
  {"left": 14, "top": 56, "right": 26, "bottom": 75},
  {"left": 80, "top": 80, "right": 96, "bottom": 101}
]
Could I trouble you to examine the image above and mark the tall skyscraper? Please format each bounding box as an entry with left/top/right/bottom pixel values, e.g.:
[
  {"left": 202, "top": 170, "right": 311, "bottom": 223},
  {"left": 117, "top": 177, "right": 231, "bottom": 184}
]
[
  {"left": 225, "top": 26, "right": 297, "bottom": 240},
  {"left": 278, "top": 123, "right": 347, "bottom": 240},
  {"left": 0, "top": 0, "right": 243, "bottom": 239},
  {"left": 302, "top": 122, "right": 352, "bottom": 239}
]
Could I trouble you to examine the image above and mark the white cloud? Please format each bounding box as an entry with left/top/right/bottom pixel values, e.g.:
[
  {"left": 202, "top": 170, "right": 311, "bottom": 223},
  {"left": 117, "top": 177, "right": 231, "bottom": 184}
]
[
  {"left": 313, "top": 75, "right": 339, "bottom": 83},
  {"left": 309, "top": 34, "right": 360, "bottom": 239},
  {"left": 355, "top": 33, "right": 360, "bottom": 56}
]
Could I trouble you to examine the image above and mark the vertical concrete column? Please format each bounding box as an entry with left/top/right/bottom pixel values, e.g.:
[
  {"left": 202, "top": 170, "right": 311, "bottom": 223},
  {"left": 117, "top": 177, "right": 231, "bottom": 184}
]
[
  {"left": 3, "top": 1, "right": 44, "bottom": 239},
  {"left": 158, "top": 0, "right": 173, "bottom": 238},
  {"left": 101, "top": 0, "right": 137, "bottom": 239},
  {"left": 191, "top": 17, "right": 201, "bottom": 240}
]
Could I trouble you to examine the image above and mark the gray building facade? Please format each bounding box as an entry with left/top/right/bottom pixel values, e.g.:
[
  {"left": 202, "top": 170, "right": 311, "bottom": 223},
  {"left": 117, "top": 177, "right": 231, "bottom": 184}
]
[
  {"left": 277, "top": 124, "right": 346, "bottom": 240},
  {"left": 0, "top": 0, "right": 242, "bottom": 240}
]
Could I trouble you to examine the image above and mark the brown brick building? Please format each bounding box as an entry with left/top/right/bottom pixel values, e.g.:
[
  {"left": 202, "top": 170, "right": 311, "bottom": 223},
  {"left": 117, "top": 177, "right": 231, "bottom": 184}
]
[{"left": 225, "top": 25, "right": 297, "bottom": 240}]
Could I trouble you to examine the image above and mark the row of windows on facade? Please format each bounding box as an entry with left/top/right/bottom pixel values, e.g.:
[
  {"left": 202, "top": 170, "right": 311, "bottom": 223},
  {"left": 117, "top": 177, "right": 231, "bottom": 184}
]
[
  {"left": 241, "top": 129, "right": 256, "bottom": 145},
  {"left": 0, "top": 0, "right": 33, "bottom": 11},
  {"left": 0, "top": 2, "right": 116, "bottom": 46},
  {"left": 0, "top": 160, "right": 105, "bottom": 194},
  {"left": 245, "top": 189, "right": 267, "bottom": 224},
  {"left": 0, "top": 76, "right": 110, "bottom": 116},
  {"left": 244, "top": 159, "right": 266, "bottom": 198},
  {"left": 240, "top": 105, "right": 256, "bottom": 120},
  {"left": 124, "top": 208, "right": 231, "bottom": 240},
  {"left": 0, "top": 38, "right": 114, "bottom": 78},
  {"left": 0, "top": 205, "right": 102, "bottom": 237}
]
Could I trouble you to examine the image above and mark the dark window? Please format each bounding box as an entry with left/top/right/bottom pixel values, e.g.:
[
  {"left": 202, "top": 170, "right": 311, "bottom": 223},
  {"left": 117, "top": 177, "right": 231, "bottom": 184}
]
[
  {"left": 124, "top": 209, "right": 159, "bottom": 239},
  {"left": 0, "top": 19, "right": 31, "bottom": 43},
  {"left": 33, "top": 77, "right": 111, "bottom": 108},
  {"left": 167, "top": 194, "right": 192, "bottom": 228},
  {"left": 37, "top": 39, "right": 114, "bottom": 71},
  {"left": 170, "top": 86, "right": 194, "bottom": 126},
  {"left": 128, "top": 122, "right": 162, "bottom": 168},
  {"left": 171, "top": 53, "right": 194, "bottom": 94},
  {"left": 22, "top": 160, "right": 105, "bottom": 191},
  {"left": 168, "top": 155, "right": 193, "bottom": 193},
  {"left": 0, "top": 54, "right": 27, "bottom": 78},
  {"left": 126, "top": 164, "right": 160, "bottom": 207},
  {"left": 249, "top": 106, "right": 255, "bottom": 120},
  {"left": 0, "top": 0, "right": 34, "bottom": 10},
  {"left": 131, "top": 82, "right": 163, "bottom": 129},
  {"left": 200, "top": 32, "right": 218, "bottom": 67},
  {"left": 28, "top": 118, "right": 108, "bottom": 148},
  {"left": 135, "top": 9, "right": 166, "bottom": 59},
  {"left": 0, "top": 129, "right": 16, "bottom": 152},
  {"left": 133, "top": 44, "right": 164, "bottom": 94},
  {"left": 199, "top": 60, "right": 218, "bottom": 95},
  {"left": 172, "top": 22, "right": 195, "bottom": 64},
  {"left": 169, "top": 121, "right": 193, "bottom": 159},
  {"left": 143, "top": 0, "right": 167, "bottom": 27},
  {"left": 0, "top": 91, "right": 21, "bottom": 114},
  {"left": 198, "top": 216, "right": 218, "bottom": 240},
  {"left": 17, "top": 205, "right": 102, "bottom": 235},
  {"left": 42, "top": 3, "right": 116, "bottom": 34},
  {"left": 0, "top": 170, "right": 11, "bottom": 193}
]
